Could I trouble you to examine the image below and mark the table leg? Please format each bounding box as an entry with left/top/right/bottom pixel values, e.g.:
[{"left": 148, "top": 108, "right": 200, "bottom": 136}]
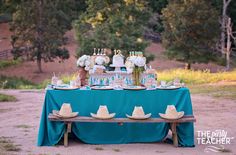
[
  {"left": 171, "top": 123, "right": 178, "bottom": 147},
  {"left": 64, "top": 122, "right": 72, "bottom": 147}
]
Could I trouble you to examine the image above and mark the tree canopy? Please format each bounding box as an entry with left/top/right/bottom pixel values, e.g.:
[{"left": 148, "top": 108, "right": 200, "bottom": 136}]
[
  {"left": 162, "top": 0, "right": 220, "bottom": 69},
  {"left": 10, "top": 0, "right": 74, "bottom": 72},
  {"left": 74, "top": 0, "right": 151, "bottom": 58}
]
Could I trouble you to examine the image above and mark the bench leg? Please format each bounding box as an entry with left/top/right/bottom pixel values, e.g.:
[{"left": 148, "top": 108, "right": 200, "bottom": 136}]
[
  {"left": 64, "top": 123, "right": 72, "bottom": 147},
  {"left": 170, "top": 123, "right": 178, "bottom": 147}
]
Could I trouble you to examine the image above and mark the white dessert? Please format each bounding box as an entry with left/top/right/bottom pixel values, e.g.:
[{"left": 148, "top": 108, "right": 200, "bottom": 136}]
[{"left": 110, "top": 54, "right": 125, "bottom": 67}]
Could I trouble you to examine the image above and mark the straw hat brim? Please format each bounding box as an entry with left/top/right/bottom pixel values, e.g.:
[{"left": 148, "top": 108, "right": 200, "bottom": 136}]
[
  {"left": 126, "top": 113, "right": 151, "bottom": 120},
  {"left": 159, "top": 111, "right": 184, "bottom": 120},
  {"left": 53, "top": 110, "right": 78, "bottom": 118},
  {"left": 90, "top": 113, "right": 116, "bottom": 119}
]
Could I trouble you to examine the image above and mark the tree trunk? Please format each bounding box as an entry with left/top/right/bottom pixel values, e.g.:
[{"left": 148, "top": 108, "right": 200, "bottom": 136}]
[
  {"left": 225, "top": 17, "right": 232, "bottom": 71},
  {"left": 37, "top": 56, "right": 43, "bottom": 73},
  {"left": 37, "top": 0, "right": 43, "bottom": 73},
  {"left": 221, "top": 9, "right": 226, "bottom": 55},
  {"left": 221, "top": 0, "right": 232, "bottom": 56},
  {"left": 226, "top": 52, "right": 230, "bottom": 70},
  {"left": 185, "top": 63, "right": 191, "bottom": 70}
]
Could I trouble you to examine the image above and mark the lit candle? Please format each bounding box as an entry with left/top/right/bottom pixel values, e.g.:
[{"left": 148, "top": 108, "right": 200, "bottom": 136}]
[
  {"left": 97, "top": 48, "right": 101, "bottom": 55},
  {"left": 103, "top": 49, "right": 106, "bottom": 55},
  {"left": 93, "top": 48, "right": 96, "bottom": 55}
]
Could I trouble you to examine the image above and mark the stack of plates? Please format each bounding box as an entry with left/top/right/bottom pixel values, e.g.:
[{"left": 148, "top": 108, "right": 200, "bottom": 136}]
[
  {"left": 123, "top": 86, "right": 146, "bottom": 90},
  {"left": 54, "top": 84, "right": 79, "bottom": 90},
  {"left": 91, "top": 86, "right": 113, "bottom": 90},
  {"left": 156, "top": 85, "right": 181, "bottom": 90}
]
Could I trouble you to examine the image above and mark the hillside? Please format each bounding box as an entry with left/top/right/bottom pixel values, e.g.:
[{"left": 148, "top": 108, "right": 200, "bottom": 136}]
[{"left": 0, "top": 23, "right": 226, "bottom": 83}]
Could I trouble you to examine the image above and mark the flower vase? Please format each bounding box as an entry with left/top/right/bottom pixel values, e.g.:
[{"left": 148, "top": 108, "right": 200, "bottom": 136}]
[
  {"left": 133, "top": 67, "right": 141, "bottom": 86},
  {"left": 78, "top": 67, "right": 88, "bottom": 86}
]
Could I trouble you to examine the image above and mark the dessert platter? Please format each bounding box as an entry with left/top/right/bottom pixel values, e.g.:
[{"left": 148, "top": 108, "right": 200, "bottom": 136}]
[{"left": 49, "top": 48, "right": 184, "bottom": 91}]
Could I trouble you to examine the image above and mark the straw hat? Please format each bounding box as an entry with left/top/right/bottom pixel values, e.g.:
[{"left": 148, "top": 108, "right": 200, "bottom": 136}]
[
  {"left": 53, "top": 103, "right": 78, "bottom": 118},
  {"left": 159, "top": 105, "right": 184, "bottom": 120},
  {"left": 90, "top": 105, "right": 116, "bottom": 119},
  {"left": 126, "top": 106, "right": 151, "bottom": 120}
]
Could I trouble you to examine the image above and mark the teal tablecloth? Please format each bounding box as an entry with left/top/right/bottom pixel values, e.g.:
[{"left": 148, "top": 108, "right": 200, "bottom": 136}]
[{"left": 37, "top": 88, "right": 194, "bottom": 147}]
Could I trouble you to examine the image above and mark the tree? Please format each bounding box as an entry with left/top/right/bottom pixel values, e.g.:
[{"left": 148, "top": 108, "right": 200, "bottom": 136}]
[
  {"left": 225, "top": 17, "right": 236, "bottom": 70},
  {"left": 10, "top": 0, "right": 74, "bottom": 73},
  {"left": 74, "top": 0, "right": 151, "bottom": 59},
  {"left": 147, "top": 0, "right": 168, "bottom": 33},
  {"left": 0, "top": 0, "right": 21, "bottom": 22},
  {"left": 220, "top": 0, "right": 232, "bottom": 57},
  {"left": 162, "top": 0, "right": 220, "bottom": 69},
  {"left": 210, "top": 0, "right": 236, "bottom": 69}
]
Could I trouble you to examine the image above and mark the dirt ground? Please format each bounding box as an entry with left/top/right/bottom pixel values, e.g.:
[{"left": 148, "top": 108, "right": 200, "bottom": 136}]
[{"left": 0, "top": 89, "right": 235, "bottom": 155}]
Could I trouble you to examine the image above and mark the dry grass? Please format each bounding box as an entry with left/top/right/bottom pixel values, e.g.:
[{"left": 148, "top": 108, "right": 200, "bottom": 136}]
[
  {"left": 94, "top": 147, "right": 104, "bottom": 151},
  {"left": 188, "top": 83, "right": 236, "bottom": 100},
  {"left": 14, "top": 124, "right": 32, "bottom": 129},
  {"left": 113, "top": 148, "right": 121, "bottom": 152},
  {"left": 0, "top": 137, "right": 21, "bottom": 152},
  {"left": 158, "top": 69, "right": 236, "bottom": 84}
]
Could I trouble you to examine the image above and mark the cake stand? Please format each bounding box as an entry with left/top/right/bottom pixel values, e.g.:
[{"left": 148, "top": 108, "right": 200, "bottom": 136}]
[{"left": 110, "top": 64, "right": 126, "bottom": 72}]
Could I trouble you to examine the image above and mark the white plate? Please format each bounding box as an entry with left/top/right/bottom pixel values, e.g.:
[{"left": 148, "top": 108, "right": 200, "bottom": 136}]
[
  {"left": 54, "top": 87, "right": 79, "bottom": 90},
  {"left": 123, "top": 86, "right": 146, "bottom": 90},
  {"left": 156, "top": 85, "right": 181, "bottom": 90},
  {"left": 91, "top": 86, "right": 113, "bottom": 90}
]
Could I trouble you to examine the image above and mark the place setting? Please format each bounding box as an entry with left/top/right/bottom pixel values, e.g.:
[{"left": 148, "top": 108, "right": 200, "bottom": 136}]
[
  {"left": 49, "top": 73, "right": 81, "bottom": 90},
  {"left": 156, "top": 79, "right": 185, "bottom": 90}
]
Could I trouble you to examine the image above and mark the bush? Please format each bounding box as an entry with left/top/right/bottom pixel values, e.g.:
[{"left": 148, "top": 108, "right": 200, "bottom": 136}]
[
  {"left": 0, "top": 94, "right": 17, "bottom": 102},
  {"left": 0, "top": 75, "right": 36, "bottom": 89},
  {"left": 37, "top": 79, "right": 50, "bottom": 89},
  {"left": 0, "top": 13, "right": 12, "bottom": 23},
  {"left": 0, "top": 59, "right": 22, "bottom": 69}
]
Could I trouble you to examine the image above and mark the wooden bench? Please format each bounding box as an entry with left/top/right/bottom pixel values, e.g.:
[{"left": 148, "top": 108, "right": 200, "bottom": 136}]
[{"left": 48, "top": 114, "right": 196, "bottom": 147}]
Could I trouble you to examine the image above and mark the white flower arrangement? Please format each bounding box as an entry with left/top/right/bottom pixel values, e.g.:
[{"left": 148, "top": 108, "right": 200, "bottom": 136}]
[
  {"left": 95, "top": 56, "right": 107, "bottom": 65},
  {"left": 126, "top": 56, "right": 146, "bottom": 68},
  {"left": 77, "top": 55, "right": 91, "bottom": 71},
  {"left": 125, "top": 59, "right": 135, "bottom": 68},
  {"left": 134, "top": 56, "right": 146, "bottom": 67}
]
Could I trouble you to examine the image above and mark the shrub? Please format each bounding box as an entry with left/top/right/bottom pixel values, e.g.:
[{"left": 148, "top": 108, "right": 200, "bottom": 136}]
[
  {"left": 0, "top": 94, "right": 17, "bottom": 102},
  {"left": 0, "top": 75, "right": 36, "bottom": 89},
  {"left": 0, "top": 59, "right": 22, "bottom": 69}
]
